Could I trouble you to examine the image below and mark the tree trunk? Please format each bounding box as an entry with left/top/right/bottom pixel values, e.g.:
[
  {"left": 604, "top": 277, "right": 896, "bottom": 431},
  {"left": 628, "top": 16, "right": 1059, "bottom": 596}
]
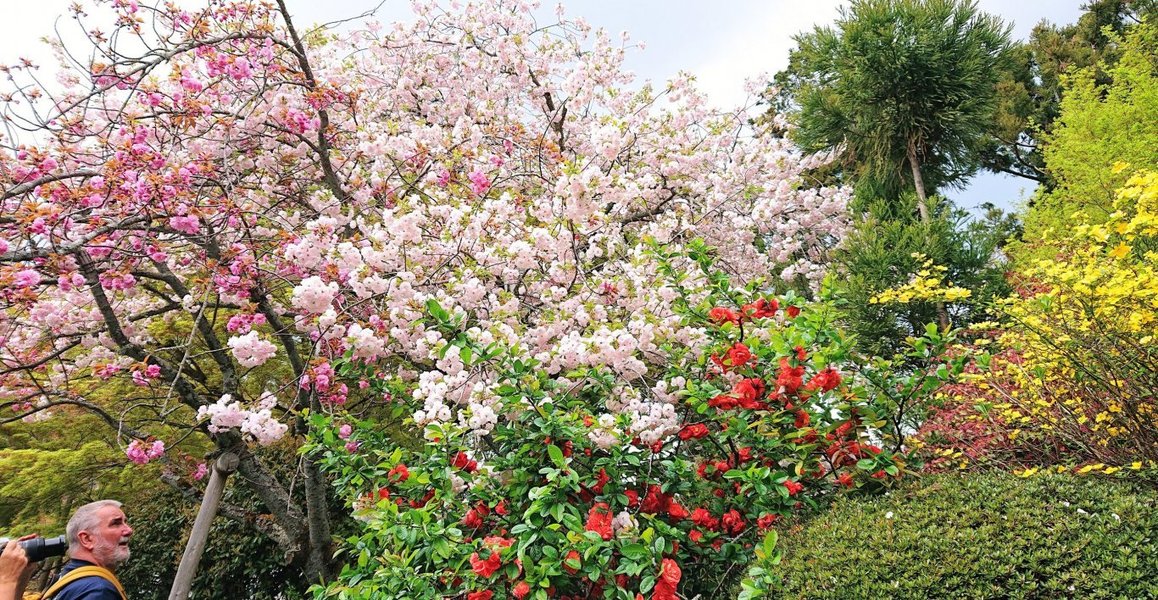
[
  {"left": 907, "top": 141, "right": 951, "bottom": 331},
  {"left": 907, "top": 142, "right": 932, "bottom": 224},
  {"left": 302, "top": 454, "right": 335, "bottom": 581}
]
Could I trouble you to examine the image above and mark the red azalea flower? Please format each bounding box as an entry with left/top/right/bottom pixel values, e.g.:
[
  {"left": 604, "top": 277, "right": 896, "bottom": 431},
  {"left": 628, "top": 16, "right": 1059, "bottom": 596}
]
[
  {"left": 653, "top": 558, "right": 681, "bottom": 600},
  {"left": 757, "top": 513, "right": 779, "bottom": 530},
  {"left": 592, "top": 468, "right": 610, "bottom": 493},
  {"left": 777, "top": 358, "right": 805, "bottom": 394},
  {"left": 736, "top": 447, "right": 754, "bottom": 463},
  {"left": 467, "top": 591, "right": 493, "bottom": 600},
  {"left": 469, "top": 550, "right": 502, "bottom": 578},
  {"left": 494, "top": 500, "right": 509, "bottom": 515},
  {"left": 678, "top": 423, "right": 710, "bottom": 440},
  {"left": 462, "top": 502, "right": 490, "bottom": 529},
  {"left": 410, "top": 489, "right": 435, "bottom": 508},
  {"left": 784, "top": 480, "right": 804, "bottom": 496},
  {"left": 733, "top": 378, "right": 766, "bottom": 409},
  {"left": 708, "top": 306, "right": 740, "bottom": 326},
  {"left": 837, "top": 472, "right": 855, "bottom": 488},
  {"left": 689, "top": 529, "right": 704, "bottom": 543},
  {"left": 742, "top": 297, "right": 779, "bottom": 319},
  {"left": 871, "top": 470, "right": 887, "bottom": 479},
  {"left": 794, "top": 410, "right": 811, "bottom": 428},
  {"left": 462, "top": 510, "right": 483, "bottom": 529},
  {"left": 708, "top": 393, "right": 739, "bottom": 410},
  {"left": 806, "top": 368, "right": 842, "bottom": 393},
  {"left": 388, "top": 464, "right": 410, "bottom": 482},
  {"left": 625, "top": 490, "right": 639, "bottom": 507},
  {"left": 452, "top": 451, "right": 478, "bottom": 473},
  {"left": 585, "top": 502, "right": 614, "bottom": 541},
  {"left": 690, "top": 508, "right": 720, "bottom": 531},
  {"left": 667, "top": 501, "right": 689, "bottom": 520},
  {"left": 512, "top": 582, "right": 531, "bottom": 599},
  {"left": 786, "top": 305, "right": 801, "bottom": 318},
  {"left": 721, "top": 509, "right": 745, "bottom": 535},
  {"left": 725, "top": 342, "right": 753, "bottom": 369},
  {"left": 640, "top": 484, "right": 670, "bottom": 514}
]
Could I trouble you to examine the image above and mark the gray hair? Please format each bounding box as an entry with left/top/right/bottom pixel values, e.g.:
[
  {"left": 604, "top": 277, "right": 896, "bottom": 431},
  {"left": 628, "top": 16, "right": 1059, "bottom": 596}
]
[{"left": 66, "top": 500, "right": 123, "bottom": 551}]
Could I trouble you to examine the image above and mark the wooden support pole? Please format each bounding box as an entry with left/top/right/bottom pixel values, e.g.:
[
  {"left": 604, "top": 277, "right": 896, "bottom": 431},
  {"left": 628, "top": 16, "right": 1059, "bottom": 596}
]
[{"left": 167, "top": 452, "right": 239, "bottom": 600}]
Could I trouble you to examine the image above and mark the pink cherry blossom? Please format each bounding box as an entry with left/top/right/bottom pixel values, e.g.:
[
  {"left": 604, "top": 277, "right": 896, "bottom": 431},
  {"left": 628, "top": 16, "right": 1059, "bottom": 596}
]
[{"left": 228, "top": 331, "right": 278, "bottom": 368}]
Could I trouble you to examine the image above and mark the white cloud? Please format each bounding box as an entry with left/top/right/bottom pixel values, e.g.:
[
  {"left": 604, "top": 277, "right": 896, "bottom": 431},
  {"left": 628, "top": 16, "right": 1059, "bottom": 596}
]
[{"left": 688, "top": 1, "right": 844, "bottom": 109}]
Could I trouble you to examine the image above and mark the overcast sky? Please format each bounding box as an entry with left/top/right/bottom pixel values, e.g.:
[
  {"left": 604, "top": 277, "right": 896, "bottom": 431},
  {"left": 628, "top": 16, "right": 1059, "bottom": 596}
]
[{"left": 1, "top": 0, "right": 1085, "bottom": 213}]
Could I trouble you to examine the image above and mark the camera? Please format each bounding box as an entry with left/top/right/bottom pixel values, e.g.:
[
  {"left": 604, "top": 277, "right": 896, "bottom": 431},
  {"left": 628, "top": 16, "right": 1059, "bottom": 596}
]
[{"left": 0, "top": 535, "right": 68, "bottom": 562}]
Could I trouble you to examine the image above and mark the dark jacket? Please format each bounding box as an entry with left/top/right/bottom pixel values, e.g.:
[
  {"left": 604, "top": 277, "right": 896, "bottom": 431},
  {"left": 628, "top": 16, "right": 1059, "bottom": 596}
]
[{"left": 48, "top": 559, "right": 125, "bottom": 600}]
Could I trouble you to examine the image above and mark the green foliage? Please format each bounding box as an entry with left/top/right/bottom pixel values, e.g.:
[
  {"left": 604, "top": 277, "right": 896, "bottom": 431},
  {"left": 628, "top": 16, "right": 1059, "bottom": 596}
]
[
  {"left": 307, "top": 244, "right": 955, "bottom": 599},
  {"left": 776, "top": 0, "right": 1012, "bottom": 198},
  {"left": 0, "top": 415, "right": 161, "bottom": 535},
  {"left": 828, "top": 196, "right": 1012, "bottom": 358},
  {"left": 982, "top": 0, "right": 1153, "bottom": 185},
  {"left": 742, "top": 473, "right": 1158, "bottom": 599},
  {"left": 115, "top": 484, "right": 307, "bottom": 600},
  {"left": 1017, "top": 19, "right": 1158, "bottom": 254}
]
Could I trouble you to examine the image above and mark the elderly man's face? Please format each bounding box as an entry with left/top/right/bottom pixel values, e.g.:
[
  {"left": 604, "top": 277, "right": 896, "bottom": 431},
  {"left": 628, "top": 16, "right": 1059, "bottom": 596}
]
[{"left": 85, "top": 506, "right": 133, "bottom": 568}]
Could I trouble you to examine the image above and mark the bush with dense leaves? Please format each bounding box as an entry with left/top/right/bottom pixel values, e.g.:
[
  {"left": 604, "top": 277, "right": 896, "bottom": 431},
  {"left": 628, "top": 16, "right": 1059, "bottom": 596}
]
[
  {"left": 742, "top": 472, "right": 1158, "bottom": 599},
  {"left": 306, "top": 244, "right": 955, "bottom": 599}
]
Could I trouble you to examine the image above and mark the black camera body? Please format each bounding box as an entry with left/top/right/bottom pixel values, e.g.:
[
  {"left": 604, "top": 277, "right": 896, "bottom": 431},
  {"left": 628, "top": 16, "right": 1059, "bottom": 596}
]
[{"left": 0, "top": 535, "right": 68, "bottom": 562}]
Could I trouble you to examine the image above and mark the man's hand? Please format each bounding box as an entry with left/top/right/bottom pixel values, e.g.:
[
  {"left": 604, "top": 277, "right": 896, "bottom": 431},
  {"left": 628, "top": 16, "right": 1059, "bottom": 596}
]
[{"left": 0, "top": 535, "right": 40, "bottom": 596}]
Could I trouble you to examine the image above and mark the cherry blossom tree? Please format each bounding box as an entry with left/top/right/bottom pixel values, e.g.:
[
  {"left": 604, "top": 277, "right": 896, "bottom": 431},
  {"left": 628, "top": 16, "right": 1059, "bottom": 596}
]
[{"left": 0, "top": 0, "right": 848, "bottom": 581}]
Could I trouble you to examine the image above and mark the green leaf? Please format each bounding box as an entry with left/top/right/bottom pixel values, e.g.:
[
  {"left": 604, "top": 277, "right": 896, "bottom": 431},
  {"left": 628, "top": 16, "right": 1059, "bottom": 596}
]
[
  {"left": 547, "top": 444, "right": 565, "bottom": 468},
  {"left": 620, "top": 543, "right": 649, "bottom": 560},
  {"left": 425, "top": 298, "right": 447, "bottom": 321}
]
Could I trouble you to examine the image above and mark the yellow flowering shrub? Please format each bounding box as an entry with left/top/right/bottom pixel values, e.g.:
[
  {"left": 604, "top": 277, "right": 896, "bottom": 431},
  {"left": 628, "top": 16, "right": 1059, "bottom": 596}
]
[
  {"left": 869, "top": 253, "right": 973, "bottom": 306},
  {"left": 978, "top": 169, "right": 1158, "bottom": 466}
]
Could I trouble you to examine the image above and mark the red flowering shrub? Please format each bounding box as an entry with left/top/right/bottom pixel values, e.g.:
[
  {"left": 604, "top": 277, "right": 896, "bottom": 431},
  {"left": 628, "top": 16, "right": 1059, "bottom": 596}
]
[
  {"left": 308, "top": 245, "right": 942, "bottom": 599},
  {"left": 912, "top": 344, "right": 1099, "bottom": 473}
]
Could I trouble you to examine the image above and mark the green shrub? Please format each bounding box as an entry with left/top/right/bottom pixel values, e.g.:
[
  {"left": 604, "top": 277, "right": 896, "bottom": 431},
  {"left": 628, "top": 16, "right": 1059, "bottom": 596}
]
[{"left": 746, "top": 473, "right": 1158, "bottom": 599}]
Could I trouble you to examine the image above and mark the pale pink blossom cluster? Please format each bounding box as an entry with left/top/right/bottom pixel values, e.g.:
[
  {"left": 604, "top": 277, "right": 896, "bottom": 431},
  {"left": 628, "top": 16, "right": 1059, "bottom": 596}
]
[
  {"left": 125, "top": 439, "right": 165, "bottom": 464},
  {"left": 228, "top": 331, "right": 278, "bottom": 368},
  {"left": 0, "top": 0, "right": 854, "bottom": 503},
  {"left": 226, "top": 312, "right": 267, "bottom": 334},
  {"left": 131, "top": 364, "right": 162, "bottom": 386},
  {"left": 196, "top": 393, "right": 288, "bottom": 445},
  {"left": 587, "top": 413, "right": 620, "bottom": 449},
  {"left": 292, "top": 276, "right": 340, "bottom": 314},
  {"left": 13, "top": 270, "right": 40, "bottom": 288}
]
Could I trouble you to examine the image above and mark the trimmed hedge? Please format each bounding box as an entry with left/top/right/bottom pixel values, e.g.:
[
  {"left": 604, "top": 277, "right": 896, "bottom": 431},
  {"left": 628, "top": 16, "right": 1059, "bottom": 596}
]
[{"left": 752, "top": 473, "right": 1158, "bottom": 599}]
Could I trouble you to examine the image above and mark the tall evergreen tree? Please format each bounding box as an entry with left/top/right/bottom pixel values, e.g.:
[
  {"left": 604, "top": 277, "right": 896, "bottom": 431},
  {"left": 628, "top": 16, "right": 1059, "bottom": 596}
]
[
  {"left": 778, "top": 0, "right": 1012, "bottom": 219},
  {"left": 772, "top": 0, "right": 1014, "bottom": 339}
]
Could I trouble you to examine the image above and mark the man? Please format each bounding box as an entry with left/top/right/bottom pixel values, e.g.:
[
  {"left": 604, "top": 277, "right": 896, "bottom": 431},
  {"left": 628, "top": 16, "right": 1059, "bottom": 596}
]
[
  {"left": 45, "top": 500, "right": 132, "bottom": 600},
  {"left": 0, "top": 536, "right": 36, "bottom": 600}
]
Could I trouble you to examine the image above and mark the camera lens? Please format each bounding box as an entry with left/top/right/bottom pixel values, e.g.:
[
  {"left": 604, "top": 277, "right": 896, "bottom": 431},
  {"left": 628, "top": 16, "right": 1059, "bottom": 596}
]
[{"left": 0, "top": 535, "right": 68, "bottom": 562}]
